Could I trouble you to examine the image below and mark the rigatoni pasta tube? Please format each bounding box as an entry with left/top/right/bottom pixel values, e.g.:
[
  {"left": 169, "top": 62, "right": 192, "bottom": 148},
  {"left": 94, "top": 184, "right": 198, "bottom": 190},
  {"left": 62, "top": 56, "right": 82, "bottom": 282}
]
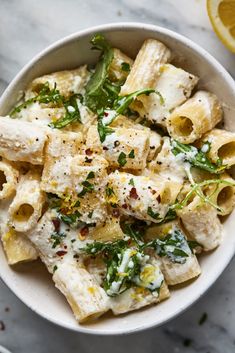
[
  {"left": 25, "top": 66, "right": 89, "bottom": 100},
  {"left": 206, "top": 174, "right": 235, "bottom": 216},
  {"left": 132, "top": 64, "right": 198, "bottom": 126},
  {"left": 0, "top": 116, "right": 48, "bottom": 165},
  {"left": 177, "top": 195, "right": 222, "bottom": 251},
  {"left": 27, "top": 211, "right": 110, "bottom": 323},
  {"left": 107, "top": 171, "right": 178, "bottom": 223},
  {"left": 2, "top": 227, "right": 38, "bottom": 265},
  {"left": 0, "top": 159, "right": 19, "bottom": 200},
  {"left": 145, "top": 222, "right": 201, "bottom": 285},
  {"left": 8, "top": 172, "right": 45, "bottom": 232},
  {"left": 166, "top": 91, "right": 222, "bottom": 143},
  {"left": 53, "top": 262, "right": 109, "bottom": 323},
  {"left": 86, "top": 125, "right": 150, "bottom": 170},
  {"left": 108, "top": 48, "right": 133, "bottom": 82},
  {"left": 121, "top": 39, "right": 171, "bottom": 96},
  {"left": 201, "top": 128, "right": 235, "bottom": 167},
  {"left": 0, "top": 198, "right": 38, "bottom": 265}
]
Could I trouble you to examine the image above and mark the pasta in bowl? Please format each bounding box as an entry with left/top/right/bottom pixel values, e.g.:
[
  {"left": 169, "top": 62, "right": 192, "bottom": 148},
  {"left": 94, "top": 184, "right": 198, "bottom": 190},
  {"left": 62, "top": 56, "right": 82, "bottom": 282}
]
[{"left": 0, "top": 23, "right": 235, "bottom": 334}]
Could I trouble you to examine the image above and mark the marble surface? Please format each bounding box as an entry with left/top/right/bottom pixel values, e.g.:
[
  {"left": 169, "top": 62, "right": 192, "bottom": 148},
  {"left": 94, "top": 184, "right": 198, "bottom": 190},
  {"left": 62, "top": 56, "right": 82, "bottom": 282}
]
[{"left": 0, "top": 0, "right": 235, "bottom": 352}]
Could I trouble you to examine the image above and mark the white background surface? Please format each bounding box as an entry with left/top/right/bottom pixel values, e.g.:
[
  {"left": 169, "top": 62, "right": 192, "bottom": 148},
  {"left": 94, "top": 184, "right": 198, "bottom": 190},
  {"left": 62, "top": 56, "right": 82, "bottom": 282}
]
[{"left": 0, "top": 0, "right": 235, "bottom": 352}]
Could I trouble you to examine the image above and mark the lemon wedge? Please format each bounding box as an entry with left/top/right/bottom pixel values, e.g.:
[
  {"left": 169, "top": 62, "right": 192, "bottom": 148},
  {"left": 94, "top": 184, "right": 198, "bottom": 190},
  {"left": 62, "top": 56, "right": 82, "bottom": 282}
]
[{"left": 207, "top": 0, "right": 235, "bottom": 53}]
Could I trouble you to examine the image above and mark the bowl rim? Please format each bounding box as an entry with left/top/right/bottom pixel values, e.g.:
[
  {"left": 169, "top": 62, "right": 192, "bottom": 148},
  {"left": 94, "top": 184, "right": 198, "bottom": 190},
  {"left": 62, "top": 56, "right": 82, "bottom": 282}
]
[{"left": 0, "top": 22, "right": 235, "bottom": 336}]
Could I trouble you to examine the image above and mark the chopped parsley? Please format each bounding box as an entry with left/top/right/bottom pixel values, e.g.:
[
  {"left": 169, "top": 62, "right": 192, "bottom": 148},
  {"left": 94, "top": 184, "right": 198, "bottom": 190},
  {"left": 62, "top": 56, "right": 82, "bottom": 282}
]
[
  {"left": 121, "top": 62, "right": 130, "bottom": 72},
  {"left": 128, "top": 149, "right": 135, "bottom": 159},
  {"left": 50, "top": 232, "right": 66, "bottom": 248},
  {"left": 97, "top": 118, "right": 114, "bottom": 143},
  {"left": 59, "top": 211, "right": 82, "bottom": 225},
  {"left": 129, "top": 178, "right": 135, "bottom": 186},
  {"left": 106, "top": 186, "right": 115, "bottom": 197},
  {"left": 118, "top": 152, "right": 127, "bottom": 167}
]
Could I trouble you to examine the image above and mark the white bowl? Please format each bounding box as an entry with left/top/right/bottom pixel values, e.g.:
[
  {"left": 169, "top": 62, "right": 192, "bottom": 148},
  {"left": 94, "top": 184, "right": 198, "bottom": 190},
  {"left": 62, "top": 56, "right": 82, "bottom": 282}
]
[{"left": 0, "top": 23, "right": 235, "bottom": 335}]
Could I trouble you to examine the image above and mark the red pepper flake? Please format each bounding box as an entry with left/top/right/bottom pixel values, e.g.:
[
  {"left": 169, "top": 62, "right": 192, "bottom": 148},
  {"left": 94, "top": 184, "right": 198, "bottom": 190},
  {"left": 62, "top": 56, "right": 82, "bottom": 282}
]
[
  {"left": 122, "top": 203, "right": 128, "bottom": 209},
  {"left": 80, "top": 226, "right": 89, "bottom": 237},
  {"left": 151, "top": 189, "right": 157, "bottom": 195},
  {"left": 0, "top": 321, "right": 5, "bottom": 331},
  {"left": 52, "top": 218, "right": 60, "bottom": 233},
  {"left": 64, "top": 245, "right": 68, "bottom": 249},
  {"left": 85, "top": 148, "right": 93, "bottom": 156},
  {"left": 112, "top": 209, "right": 120, "bottom": 218},
  {"left": 104, "top": 112, "right": 109, "bottom": 117},
  {"left": 103, "top": 146, "right": 109, "bottom": 151},
  {"left": 156, "top": 195, "right": 161, "bottom": 202},
  {"left": 129, "top": 187, "right": 138, "bottom": 200},
  {"left": 56, "top": 250, "right": 67, "bottom": 257}
]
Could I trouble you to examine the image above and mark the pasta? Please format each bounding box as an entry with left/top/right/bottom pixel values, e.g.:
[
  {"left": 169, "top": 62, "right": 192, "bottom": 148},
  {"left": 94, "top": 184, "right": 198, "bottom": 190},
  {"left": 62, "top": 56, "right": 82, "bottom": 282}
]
[
  {"left": 200, "top": 128, "right": 235, "bottom": 168},
  {"left": 132, "top": 64, "right": 198, "bottom": 126},
  {"left": 0, "top": 116, "right": 48, "bottom": 165},
  {"left": 8, "top": 171, "right": 45, "bottom": 232},
  {"left": 166, "top": 91, "right": 222, "bottom": 143},
  {"left": 0, "top": 159, "right": 19, "bottom": 200},
  {"left": 0, "top": 33, "right": 234, "bottom": 324}
]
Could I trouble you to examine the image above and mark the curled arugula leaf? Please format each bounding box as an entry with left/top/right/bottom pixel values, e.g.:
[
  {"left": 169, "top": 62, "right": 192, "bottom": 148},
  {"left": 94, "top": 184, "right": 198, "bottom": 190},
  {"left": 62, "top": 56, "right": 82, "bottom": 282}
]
[
  {"left": 97, "top": 88, "right": 161, "bottom": 142},
  {"left": 145, "top": 227, "right": 191, "bottom": 264},
  {"left": 10, "top": 82, "right": 63, "bottom": 117},
  {"left": 85, "top": 34, "right": 114, "bottom": 112},
  {"left": 171, "top": 140, "right": 227, "bottom": 174},
  {"left": 49, "top": 94, "right": 81, "bottom": 129}
]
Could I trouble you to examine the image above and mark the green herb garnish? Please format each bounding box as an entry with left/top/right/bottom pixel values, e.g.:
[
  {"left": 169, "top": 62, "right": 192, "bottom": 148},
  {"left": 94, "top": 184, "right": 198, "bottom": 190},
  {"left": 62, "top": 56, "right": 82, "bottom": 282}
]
[
  {"left": 97, "top": 119, "right": 115, "bottom": 143},
  {"left": 10, "top": 82, "right": 63, "bottom": 117},
  {"left": 121, "top": 62, "right": 130, "bottom": 72},
  {"left": 171, "top": 140, "right": 227, "bottom": 174},
  {"left": 147, "top": 207, "right": 160, "bottom": 220},
  {"left": 118, "top": 152, "right": 127, "bottom": 167},
  {"left": 59, "top": 211, "right": 82, "bottom": 225},
  {"left": 128, "top": 149, "right": 135, "bottom": 159},
  {"left": 50, "top": 232, "right": 66, "bottom": 248},
  {"left": 49, "top": 93, "right": 81, "bottom": 129}
]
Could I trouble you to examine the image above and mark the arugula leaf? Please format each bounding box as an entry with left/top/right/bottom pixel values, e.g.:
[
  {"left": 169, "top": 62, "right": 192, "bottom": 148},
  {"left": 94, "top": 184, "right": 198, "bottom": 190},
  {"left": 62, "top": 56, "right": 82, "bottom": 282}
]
[
  {"left": 49, "top": 94, "right": 81, "bottom": 129},
  {"left": 146, "top": 228, "right": 191, "bottom": 264},
  {"left": 85, "top": 34, "right": 114, "bottom": 112},
  {"left": 114, "top": 88, "right": 161, "bottom": 115},
  {"left": 171, "top": 140, "right": 227, "bottom": 174},
  {"left": 118, "top": 152, "right": 127, "bottom": 167},
  {"left": 78, "top": 180, "right": 94, "bottom": 197},
  {"left": 122, "top": 222, "right": 144, "bottom": 245},
  {"left": 106, "top": 186, "right": 115, "bottom": 197},
  {"left": 10, "top": 82, "right": 63, "bottom": 117},
  {"left": 147, "top": 207, "right": 160, "bottom": 220},
  {"left": 97, "top": 118, "right": 114, "bottom": 143}
]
